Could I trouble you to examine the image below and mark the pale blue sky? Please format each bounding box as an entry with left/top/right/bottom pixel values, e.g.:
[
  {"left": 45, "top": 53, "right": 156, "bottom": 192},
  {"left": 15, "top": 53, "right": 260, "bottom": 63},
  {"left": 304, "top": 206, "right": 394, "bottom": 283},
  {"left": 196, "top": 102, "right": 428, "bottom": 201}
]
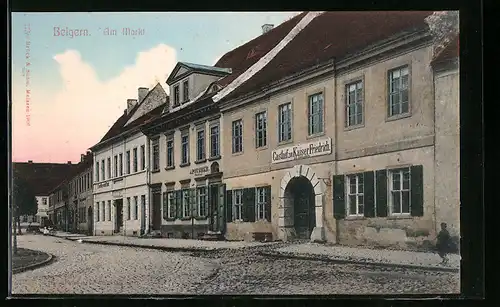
[{"left": 11, "top": 12, "right": 299, "bottom": 163}]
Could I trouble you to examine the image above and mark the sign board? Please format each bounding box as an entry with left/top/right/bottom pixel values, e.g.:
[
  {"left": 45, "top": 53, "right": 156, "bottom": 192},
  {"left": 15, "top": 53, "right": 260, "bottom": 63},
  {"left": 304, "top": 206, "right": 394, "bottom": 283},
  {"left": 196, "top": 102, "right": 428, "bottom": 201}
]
[
  {"left": 190, "top": 166, "right": 209, "bottom": 176},
  {"left": 97, "top": 182, "right": 110, "bottom": 189},
  {"left": 271, "top": 137, "right": 332, "bottom": 164}
]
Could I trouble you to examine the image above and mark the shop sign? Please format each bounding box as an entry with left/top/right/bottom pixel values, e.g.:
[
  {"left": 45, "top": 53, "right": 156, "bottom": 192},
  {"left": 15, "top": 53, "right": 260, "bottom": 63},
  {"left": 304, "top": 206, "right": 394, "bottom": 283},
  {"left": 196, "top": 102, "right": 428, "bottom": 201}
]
[
  {"left": 97, "top": 182, "right": 110, "bottom": 189},
  {"left": 271, "top": 137, "right": 332, "bottom": 164},
  {"left": 190, "top": 166, "right": 209, "bottom": 176}
]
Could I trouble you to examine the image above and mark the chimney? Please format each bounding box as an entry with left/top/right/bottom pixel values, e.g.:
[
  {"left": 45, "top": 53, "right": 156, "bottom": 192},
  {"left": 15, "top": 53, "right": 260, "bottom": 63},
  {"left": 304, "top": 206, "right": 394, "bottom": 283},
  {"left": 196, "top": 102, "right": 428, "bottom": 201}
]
[
  {"left": 262, "top": 24, "right": 274, "bottom": 34},
  {"left": 80, "top": 154, "right": 85, "bottom": 162},
  {"left": 28, "top": 160, "right": 33, "bottom": 163},
  {"left": 138, "top": 87, "right": 149, "bottom": 103},
  {"left": 67, "top": 161, "right": 72, "bottom": 164},
  {"left": 126, "top": 99, "right": 138, "bottom": 114}
]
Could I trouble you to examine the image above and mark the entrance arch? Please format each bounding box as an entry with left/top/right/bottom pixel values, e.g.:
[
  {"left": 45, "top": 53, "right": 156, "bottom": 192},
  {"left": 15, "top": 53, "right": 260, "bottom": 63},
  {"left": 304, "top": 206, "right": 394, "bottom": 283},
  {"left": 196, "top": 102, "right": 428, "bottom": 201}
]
[{"left": 278, "top": 164, "right": 326, "bottom": 242}]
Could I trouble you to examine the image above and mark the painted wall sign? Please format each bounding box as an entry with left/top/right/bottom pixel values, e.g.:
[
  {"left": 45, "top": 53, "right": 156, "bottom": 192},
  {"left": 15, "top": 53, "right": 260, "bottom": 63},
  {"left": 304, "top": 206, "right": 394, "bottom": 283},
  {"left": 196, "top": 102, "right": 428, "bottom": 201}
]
[
  {"left": 112, "top": 190, "right": 123, "bottom": 198},
  {"left": 97, "top": 182, "right": 110, "bottom": 189},
  {"left": 190, "top": 166, "right": 209, "bottom": 176},
  {"left": 271, "top": 137, "right": 332, "bottom": 164}
]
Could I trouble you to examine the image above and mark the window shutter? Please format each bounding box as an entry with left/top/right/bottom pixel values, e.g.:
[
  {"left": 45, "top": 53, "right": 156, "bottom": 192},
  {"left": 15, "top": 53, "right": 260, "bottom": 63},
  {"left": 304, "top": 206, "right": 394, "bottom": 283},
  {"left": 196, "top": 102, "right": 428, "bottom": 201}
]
[
  {"left": 333, "top": 175, "right": 345, "bottom": 219},
  {"left": 226, "top": 190, "right": 233, "bottom": 222},
  {"left": 242, "top": 188, "right": 256, "bottom": 222},
  {"left": 375, "top": 170, "right": 388, "bottom": 217},
  {"left": 363, "top": 171, "right": 375, "bottom": 218},
  {"left": 410, "top": 165, "right": 424, "bottom": 217},
  {"left": 162, "top": 192, "right": 167, "bottom": 220},
  {"left": 175, "top": 190, "right": 182, "bottom": 218},
  {"left": 190, "top": 188, "right": 197, "bottom": 217},
  {"left": 218, "top": 184, "right": 226, "bottom": 231},
  {"left": 265, "top": 185, "right": 272, "bottom": 222}
]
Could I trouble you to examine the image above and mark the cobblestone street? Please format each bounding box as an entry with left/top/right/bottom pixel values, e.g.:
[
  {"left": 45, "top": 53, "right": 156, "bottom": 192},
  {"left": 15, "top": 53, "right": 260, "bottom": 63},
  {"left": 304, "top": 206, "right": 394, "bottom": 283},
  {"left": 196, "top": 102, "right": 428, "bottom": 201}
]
[{"left": 12, "top": 235, "right": 460, "bottom": 295}]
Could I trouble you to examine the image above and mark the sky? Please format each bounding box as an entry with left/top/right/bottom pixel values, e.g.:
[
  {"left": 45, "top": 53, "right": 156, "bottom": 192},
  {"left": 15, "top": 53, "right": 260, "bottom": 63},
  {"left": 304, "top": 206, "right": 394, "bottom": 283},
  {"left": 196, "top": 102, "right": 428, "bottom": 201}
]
[{"left": 11, "top": 12, "right": 300, "bottom": 163}]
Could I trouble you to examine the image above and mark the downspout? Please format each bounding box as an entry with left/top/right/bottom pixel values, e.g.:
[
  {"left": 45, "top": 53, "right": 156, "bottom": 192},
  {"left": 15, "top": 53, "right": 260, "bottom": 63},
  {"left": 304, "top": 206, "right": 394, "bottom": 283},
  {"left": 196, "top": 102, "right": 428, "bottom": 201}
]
[{"left": 333, "top": 60, "right": 340, "bottom": 245}]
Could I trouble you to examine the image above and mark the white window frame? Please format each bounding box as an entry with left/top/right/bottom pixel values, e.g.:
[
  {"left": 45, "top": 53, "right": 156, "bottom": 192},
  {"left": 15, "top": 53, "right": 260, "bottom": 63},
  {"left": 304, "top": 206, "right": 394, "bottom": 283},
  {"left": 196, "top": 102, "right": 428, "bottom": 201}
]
[
  {"left": 278, "top": 102, "right": 292, "bottom": 142},
  {"left": 255, "top": 111, "right": 267, "bottom": 148},
  {"left": 255, "top": 187, "right": 267, "bottom": 221},
  {"left": 174, "top": 85, "right": 180, "bottom": 105},
  {"left": 308, "top": 92, "right": 324, "bottom": 135},
  {"left": 133, "top": 147, "right": 138, "bottom": 173},
  {"left": 388, "top": 66, "right": 410, "bottom": 117},
  {"left": 181, "top": 133, "right": 190, "bottom": 165},
  {"left": 388, "top": 168, "right": 411, "bottom": 216},
  {"left": 232, "top": 189, "right": 243, "bottom": 222},
  {"left": 210, "top": 125, "right": 220, "bottom": 158},
  {"left": 167, "top": 191, "right": 175, "bottom": 218},
  {"left": 107, "top": 158, "right": 111, "bottom": 179},
  {"left": 197, "top": 186, "right": 207, "bottom": 217},
  {"left": 196, "top": 128, "right": 206, "bottom": 161},
  {"left": 346, "top": 173, "right": 364, "bottom": 216},
  {"left": 182, "top": 80, "right": 189, "bottom": 102},
  {"left": 152, "top": 138, "right": 160, "bottom": 171},
  {"left": 232, "top": 119, "right": 243, "bottom": 153},
  {"left": 140, "top": 145, "right": 146, "bottom": 170},
  {"left": 166, "top": 137, "right": 174, "bottom": 167},
  {"left": 346, "top": 80, "right": 364, "bottom": 127}
]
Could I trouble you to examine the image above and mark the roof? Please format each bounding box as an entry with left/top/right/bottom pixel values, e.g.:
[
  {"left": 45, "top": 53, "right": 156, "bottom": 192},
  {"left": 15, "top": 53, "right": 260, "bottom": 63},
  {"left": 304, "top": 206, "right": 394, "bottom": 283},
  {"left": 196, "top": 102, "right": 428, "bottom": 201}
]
[
  {"left": 181, "top": 62, "right": 232, "bottom": 74},
  {"left": 214, "top": 11, "right": 433, "bottom": 101},
  {"left": 166, "top": 62, "right": 232, "bottom": 85},
  {"left": 13, "top": 162, "right": 80, "bottom": 196},
  {"left": 431, "top": 34, "right": 459, "bottom": 65}
]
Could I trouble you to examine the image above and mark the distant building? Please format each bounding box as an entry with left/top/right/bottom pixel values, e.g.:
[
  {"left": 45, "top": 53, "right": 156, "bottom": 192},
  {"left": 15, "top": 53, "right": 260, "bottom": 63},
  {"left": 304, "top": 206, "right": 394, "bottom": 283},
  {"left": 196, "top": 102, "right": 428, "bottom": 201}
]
[{"left": 67, "top": 152, "right": 94, "bottom": 234}]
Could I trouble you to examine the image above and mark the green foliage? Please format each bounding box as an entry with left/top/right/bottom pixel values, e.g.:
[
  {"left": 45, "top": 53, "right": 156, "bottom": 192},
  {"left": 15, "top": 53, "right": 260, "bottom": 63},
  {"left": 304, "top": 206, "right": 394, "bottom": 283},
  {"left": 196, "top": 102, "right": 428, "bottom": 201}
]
[{"left": 13, "top": 170, "right": 38, "bottom": 217}]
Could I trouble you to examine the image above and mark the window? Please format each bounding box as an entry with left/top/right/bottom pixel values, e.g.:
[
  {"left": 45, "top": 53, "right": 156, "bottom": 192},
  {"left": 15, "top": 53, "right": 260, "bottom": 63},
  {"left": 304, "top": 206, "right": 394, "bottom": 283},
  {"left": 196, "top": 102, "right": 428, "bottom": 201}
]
[
  {"left": 101, "top": 201, "right": 105, "bottom": 221},
  {"left": 174, "top": 85, "right": 180, "bottom": 105},
  {"left": 346, "top": 174, "right": 364, "bottom": 216},
  {"left": 278, "top": 103, "right": 292, "bottom": 142},
  {"left": 127, "top": 197, "right": 131, "bottom": 220},
  {"left": 134, "top": 196, "right": 138, "bottom": 220},
  {"left": 107, "top": 200, "right": 111, "bottom": 221},
  {"left": 96, "top": 162, "right": 100, "bottom": 181},
  {"left": 114, "top": 155, "right": 118, "bottom": 178},
  {"left": 107, "top": 158, "right": 111, "bottom": 179},
  {"left": 42, "top": 198, "right": 47, "bottom": 206},
  {"left": 152, "top": 138, "right": 160, "bottom": 171},
  {"left": 197, "top": 187, "right": 207, "bottom": 217},
  {"left": 182, "top": 189, "right": 190, "bottom": 218},
  {"left": 166, "top": 138, "right": 174, "bottom": 167},
  {"left": 388, "top": 66, "right": 409, "bottom": 117},
  {"left": 232, "top": 119, "right": 243, "bottom": 153},
  {"left": 210, "top": 125, "right": 220, "bottom": 158},
  {"left": 141, "top": 195, "right": 146, "bottom": 219},
  {"left": 308, "top": 93, "right": 324, "bottom": 135},
  {"left": 126, "top": 151, "right": 131, "bottom": 174},
  {"left": 389, "top": 168, "right": 411, "bottom": 215},
  {"left": 96, "top": 202, "right": 100, "bottom": 221},
  {"left": 101, "top": 159, "right": 105, "bottom": 180},
  {"left": 183, "top": 80, "right": 189, "bottom": 102},
  {"left": 346, "top": 80, "right": 364, "bottom": 127},
  {"left": 256, "top": 187, "right": 267, "bottom": 220},
  {"left": 167, "top": 191, "right": 175, "bottom": 219},
  {"left": 255, "top": 111, "right": 267, "bottom": 148},
  {"left": 233, "top": 189, "right": 243, "bottom": 221},
  {"left": 140, "top": 145, "right": 145, "bottom": 170},
  {"left": 181, "top": 132, "right": 189, "bottom": 165},
  {"left": 196, "top": 128, "right": 205, "bottom": 161},
  {"left": 133, "top": 148, "right": 138, "bottom": 173},
  {"left": 119, "top": 153, "right": 123, "bottom": 176}
]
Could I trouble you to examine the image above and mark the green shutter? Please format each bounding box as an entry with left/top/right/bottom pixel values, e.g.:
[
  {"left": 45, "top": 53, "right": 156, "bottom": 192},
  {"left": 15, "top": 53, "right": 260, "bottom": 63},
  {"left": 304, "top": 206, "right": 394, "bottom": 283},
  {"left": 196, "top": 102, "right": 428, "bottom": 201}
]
[
  {"left": 333, "top": 175, "right": 345, "bottom": 219},
  {"left": 190, "top": 188, "right": 197, "bottom": 217},
  {"left": 375, "top": 170, "right": 388, "bottom": 217},
  {"left": 363, "top": 171, "right": 375, "bottom": 218},
  {"left": 410, "top": 165, "right": 424, "bottom": 217},
  {"left": 218, "top": 184, "right": 226, "bottom": 231},
  {"left": 175, "top": 190, "right": 182, "bottom": 218},
  {"left": 226, "top": 190, "right": 233, "bottom": 222},
  {"left": 264, "top": 185, "right": 272, "bottom": 222},
  {"left": 162, "top": 192, "right": 167, "bottom": 220},
  {"left": 242, "top": 188, "right": 256, "bottom": 222}
]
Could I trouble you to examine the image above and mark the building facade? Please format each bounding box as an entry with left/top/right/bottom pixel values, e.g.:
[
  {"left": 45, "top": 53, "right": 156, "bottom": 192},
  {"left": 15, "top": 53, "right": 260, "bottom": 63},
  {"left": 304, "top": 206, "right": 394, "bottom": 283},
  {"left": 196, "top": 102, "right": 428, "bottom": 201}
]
[
  {"left": 91, "top": 85, "right": 167, "bottom": 236},
  {"left": 68, "top": 152, "right": 94, "bottom": 234},
  {"left": 210, "top": 11, "right": 459, "bottom": 249},
  {"left": 141, "top": 62, "right": 229, "bottom": 239},
  {"left": 48, "top": 181, "right": 69, "bottom": 231}
]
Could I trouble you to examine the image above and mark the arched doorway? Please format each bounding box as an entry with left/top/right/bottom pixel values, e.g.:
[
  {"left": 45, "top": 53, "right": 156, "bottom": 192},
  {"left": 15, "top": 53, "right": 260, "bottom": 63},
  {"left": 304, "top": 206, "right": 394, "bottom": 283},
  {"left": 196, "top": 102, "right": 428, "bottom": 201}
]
[
  {"left": 284, "top": 176, "right": 316, "bottom": 239},
  {"left": 87, "top": 206, "right": 93, "bottom": 235}
]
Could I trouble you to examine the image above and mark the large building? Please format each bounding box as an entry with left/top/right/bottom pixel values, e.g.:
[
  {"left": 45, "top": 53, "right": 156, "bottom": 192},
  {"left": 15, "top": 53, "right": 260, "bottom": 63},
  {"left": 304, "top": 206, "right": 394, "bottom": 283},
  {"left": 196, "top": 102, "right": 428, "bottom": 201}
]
[
  {"left": 90, "top": 85, "right": 167, "bottom": 236},
  {"left": 13, "top": 161, "right": 78, "bottom": 225}
]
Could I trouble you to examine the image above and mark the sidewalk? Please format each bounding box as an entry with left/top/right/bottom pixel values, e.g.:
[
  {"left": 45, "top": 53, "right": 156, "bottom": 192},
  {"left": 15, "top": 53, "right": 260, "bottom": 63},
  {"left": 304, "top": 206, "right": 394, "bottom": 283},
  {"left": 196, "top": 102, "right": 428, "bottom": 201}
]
[
  {"left": 48, "top": 231, "right": 279, "bottom": 251},
  {"left": 260, "top": 243, "right": 460, "bottom": 273}
]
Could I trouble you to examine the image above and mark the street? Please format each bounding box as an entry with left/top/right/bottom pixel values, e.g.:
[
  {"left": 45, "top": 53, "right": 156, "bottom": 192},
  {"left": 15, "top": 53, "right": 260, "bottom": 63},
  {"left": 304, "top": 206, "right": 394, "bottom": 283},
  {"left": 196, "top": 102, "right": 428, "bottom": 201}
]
[{"left": 11, "top": 235, "right": 460, "bottom": 295}]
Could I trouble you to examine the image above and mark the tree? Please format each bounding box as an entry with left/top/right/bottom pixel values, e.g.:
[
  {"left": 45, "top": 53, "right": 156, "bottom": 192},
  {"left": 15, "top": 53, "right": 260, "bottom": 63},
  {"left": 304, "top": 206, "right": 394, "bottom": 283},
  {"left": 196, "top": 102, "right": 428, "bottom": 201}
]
[{"left": 12, "top": 170, "right": 37, "bottom": 253}]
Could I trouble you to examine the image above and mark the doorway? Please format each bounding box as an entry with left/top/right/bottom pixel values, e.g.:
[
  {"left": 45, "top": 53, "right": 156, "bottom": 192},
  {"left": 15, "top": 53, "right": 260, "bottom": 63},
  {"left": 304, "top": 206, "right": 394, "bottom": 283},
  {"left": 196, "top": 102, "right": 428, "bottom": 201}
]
[
  {"left": 284, "top": 176, "right": 316, "bottom": 240},
  {"left": 114, "top": 199, "right": 123, "bottom": 233},
  {"left": 152, "top": 192, "right": 162, "bottom": 231},
  {"left": 87, "top": 206, "right": 93, "bottom": 235}
]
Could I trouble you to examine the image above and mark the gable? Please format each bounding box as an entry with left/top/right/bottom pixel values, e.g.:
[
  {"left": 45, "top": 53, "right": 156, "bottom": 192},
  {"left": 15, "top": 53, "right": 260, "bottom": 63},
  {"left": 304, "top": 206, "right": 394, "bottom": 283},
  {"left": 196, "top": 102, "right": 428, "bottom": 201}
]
[
  {"left": 125, "top": 83, "right": 167, "bottom": 126},
  {"left": 174, "top": 66, "right": 190, "bottom": 78}
]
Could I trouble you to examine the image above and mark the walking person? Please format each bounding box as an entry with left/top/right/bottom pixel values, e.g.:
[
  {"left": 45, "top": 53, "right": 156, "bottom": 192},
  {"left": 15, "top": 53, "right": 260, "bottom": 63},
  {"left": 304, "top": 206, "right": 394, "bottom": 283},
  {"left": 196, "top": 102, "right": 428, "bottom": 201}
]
[{"left": 436, "top": 222, "right": 452, "bottom": 265}]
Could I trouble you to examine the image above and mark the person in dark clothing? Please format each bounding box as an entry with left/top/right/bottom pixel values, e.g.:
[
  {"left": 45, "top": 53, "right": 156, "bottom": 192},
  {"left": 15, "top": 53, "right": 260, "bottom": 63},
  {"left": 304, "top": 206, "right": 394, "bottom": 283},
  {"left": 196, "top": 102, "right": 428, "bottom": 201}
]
[{"left": 436, "top": 222, "right": 452, "bottom": 265}]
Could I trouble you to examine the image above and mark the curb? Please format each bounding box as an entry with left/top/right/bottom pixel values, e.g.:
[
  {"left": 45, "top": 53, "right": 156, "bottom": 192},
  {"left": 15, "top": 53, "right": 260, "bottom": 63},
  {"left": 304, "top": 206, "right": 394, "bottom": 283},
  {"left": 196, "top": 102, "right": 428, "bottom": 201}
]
[
  {"left": 258, "top": 251, "right": 459, "bottom": 273},
  {"left": 12, "top": 252, "right": 55, "bottom": 274}
]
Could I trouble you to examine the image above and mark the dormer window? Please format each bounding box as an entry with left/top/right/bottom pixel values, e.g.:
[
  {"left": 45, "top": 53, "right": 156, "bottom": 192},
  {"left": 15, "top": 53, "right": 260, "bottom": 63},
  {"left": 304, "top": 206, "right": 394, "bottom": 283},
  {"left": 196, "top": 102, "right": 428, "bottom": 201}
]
[
  {"left": 183, "top": 80, "right": 189, "bottom": 103},
  {"left": 173, "top": 85, "right": 180, "bottom": 106}
]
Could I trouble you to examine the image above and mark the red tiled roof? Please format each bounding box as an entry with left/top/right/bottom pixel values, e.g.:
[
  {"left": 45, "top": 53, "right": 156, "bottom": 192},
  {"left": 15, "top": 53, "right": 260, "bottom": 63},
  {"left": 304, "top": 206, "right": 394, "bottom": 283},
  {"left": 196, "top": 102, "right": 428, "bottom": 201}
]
[
  {"left": 431, "top": 34, "right": 459, "bottom": 65},
  {"left": 215, "top": 11, "right": 433, "bottom": 101},
  {"left": 13, "top": 162, "right": 80, "bottom": 196}
]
